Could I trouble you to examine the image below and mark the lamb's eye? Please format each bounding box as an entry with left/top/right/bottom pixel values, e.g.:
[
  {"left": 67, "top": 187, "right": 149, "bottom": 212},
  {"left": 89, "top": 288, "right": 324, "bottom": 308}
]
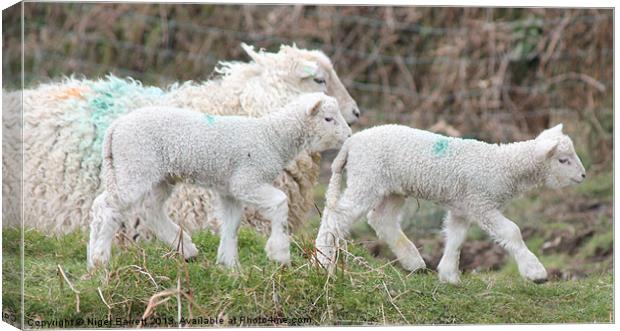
[
  {"left": 324, "top": 117, "right": 334, "bottom": 122},
  {"left": 559, "top": 158, "right": 569, "bottom": 164},
  {"left": 313, "top": 77, "right": 326, "bottom": 85}
]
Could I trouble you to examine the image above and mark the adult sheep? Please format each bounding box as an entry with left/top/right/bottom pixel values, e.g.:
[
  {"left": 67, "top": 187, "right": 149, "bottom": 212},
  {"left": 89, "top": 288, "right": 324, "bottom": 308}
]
[{"left": 5, "top": 43, "right": 360, "bottom": 240}]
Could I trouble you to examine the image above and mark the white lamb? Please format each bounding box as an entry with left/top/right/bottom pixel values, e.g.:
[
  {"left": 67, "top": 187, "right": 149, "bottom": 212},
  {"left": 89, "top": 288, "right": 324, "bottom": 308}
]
[
  {"left": 315, "top": 124, "right": 586, "bottom": 284},
  {"left": 87, "top": 93, "right": 352, "bottom": 270}
]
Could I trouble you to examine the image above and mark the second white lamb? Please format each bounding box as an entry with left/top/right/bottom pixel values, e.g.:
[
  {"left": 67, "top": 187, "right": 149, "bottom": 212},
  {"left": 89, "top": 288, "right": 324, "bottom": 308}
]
[{"left": 315, "top": 124, "right": 585, "bottom": 284}]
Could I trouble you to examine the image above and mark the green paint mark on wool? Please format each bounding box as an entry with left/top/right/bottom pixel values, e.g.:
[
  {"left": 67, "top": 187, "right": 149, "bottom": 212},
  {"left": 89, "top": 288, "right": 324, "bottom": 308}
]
[
  {"left": 86, "top": 76, "right": 165, "bottom": 156},
  {"left": 70, "top": 76, "right": 166, "bottom": 168},
  {"left": 432, "top": 137, "right": 450, "bottom": 157},
  {"left": 203, "top": 114, "right": 217, "bottom": 126}
]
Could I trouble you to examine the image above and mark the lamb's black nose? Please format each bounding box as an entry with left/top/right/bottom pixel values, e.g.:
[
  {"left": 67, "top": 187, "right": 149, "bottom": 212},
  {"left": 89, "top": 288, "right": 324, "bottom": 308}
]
[
  {"left": 581, "top": 173, "right": 586, "bottom": 179},
  {"left": 353, "top": 108, "right": 360, "bottom": 118}
]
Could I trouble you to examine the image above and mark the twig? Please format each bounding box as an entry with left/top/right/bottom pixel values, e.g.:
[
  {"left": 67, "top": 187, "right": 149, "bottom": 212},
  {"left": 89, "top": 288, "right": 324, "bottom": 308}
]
[
  {"left": 139, "top": 289, "right": 178, "bottom": 327},
  {"left": 97, "top": 287, "right": 112, "bottom": 319},
  {"left": 381, "top": 280, "right": 409, "bottom": 324},
  {"left": 177, "top": 276, "right": 182, "bottom": 327},
  {"left": 128, "top": 265, "right": 159, "bottom": 289},
  {"left": 380, "top": 301, "right": 386, "bottom": 325},
  {"left": 313, "top": 202, "right": 322, "bottom": 218},
  {"left": 548, "top": 72, "right": 606, "bottom": 93},
  {"left": 57, "top": 265, "right": 80, "bottom": 313}
]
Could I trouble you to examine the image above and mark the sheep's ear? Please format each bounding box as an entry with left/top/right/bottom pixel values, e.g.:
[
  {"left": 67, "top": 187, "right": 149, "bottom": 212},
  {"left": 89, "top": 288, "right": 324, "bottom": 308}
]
[
  {"left": 296, "top": 60, "right": 319, "bottom": 79},
  {"left": 535, "top": 138, "right": 559, "bottom": 161},
  {"left": 536, "top": 123, "right": 564, "bottom": 140},
  {"left": 307, "top": 99, "right": 322, "bottom": 116}
]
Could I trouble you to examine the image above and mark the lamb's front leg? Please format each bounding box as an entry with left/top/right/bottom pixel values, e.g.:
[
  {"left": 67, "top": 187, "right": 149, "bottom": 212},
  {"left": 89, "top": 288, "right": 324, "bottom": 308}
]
[
  {"left": 478, "top": 209, "right": 547, "bottom": 283},
  {"left": 437, "top": 210, "right": 470, "bottom": 284},
  {"left": 237, "top": 184, "right": 291, "bottom": 264}
]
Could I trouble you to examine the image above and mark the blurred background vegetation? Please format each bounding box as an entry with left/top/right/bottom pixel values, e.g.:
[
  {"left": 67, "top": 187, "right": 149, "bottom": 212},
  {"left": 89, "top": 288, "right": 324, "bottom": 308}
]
[{"left": 3, "top": 3, "right": 613, "bottom": 279}]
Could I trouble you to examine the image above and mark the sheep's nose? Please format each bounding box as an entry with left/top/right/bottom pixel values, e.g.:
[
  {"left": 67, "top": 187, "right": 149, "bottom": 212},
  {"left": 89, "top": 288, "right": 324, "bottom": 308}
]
[
  {"left": 581, "top": 173, "right": 586, "bottom": 179},
  {"left": 353, "top": 108, "right": 360, "bottom": 118}
]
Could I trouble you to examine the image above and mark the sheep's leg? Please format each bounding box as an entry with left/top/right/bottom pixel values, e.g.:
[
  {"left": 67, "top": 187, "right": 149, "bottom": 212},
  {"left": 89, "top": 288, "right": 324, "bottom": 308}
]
[
  {"left": 367, "top": 195, "right": 426, "bottom": 272},
  {"left": 477, "top": 209, "right": 547, "bottom": 283},
  {"left": 235, "top": 184, "right": 291, "bottom": 264},
  {"left": 315, "top": 188, "right": 377, "bottom": 273},
  {"left": 214, "top": 194, "right": 244, "bottom": 268},
  {"left": 87, "top": 192, "right": 123, "bottom": 270},
  {"left": 140, "top": 183, "right": 198, "bottom": 260},
  {"left": 437, "top": 210, "right": 471, "bottom": 284}
]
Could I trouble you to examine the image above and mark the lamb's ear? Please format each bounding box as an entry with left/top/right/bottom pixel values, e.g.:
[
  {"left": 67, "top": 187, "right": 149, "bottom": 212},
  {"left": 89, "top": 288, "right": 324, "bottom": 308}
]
[
  {"left": 535, "top": 138, "right": 559, "bottom": 161},
  {"left": 296, "top": 60, "right": 319, "bottom": 79},
  {"left": 306, "top": 99, "right": 322, "bottom": 116},
  {"left": 241, "top": 43, "right": 266, "bottom": 65},
  {"left": 536, "top": 123, "right": 564, "bottom": 140}
]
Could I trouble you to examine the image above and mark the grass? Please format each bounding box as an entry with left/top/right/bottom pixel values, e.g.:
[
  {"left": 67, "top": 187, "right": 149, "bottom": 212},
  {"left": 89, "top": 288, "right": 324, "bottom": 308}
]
[{"left": 2, "top": 227, "right": 613, "bottom": 328}]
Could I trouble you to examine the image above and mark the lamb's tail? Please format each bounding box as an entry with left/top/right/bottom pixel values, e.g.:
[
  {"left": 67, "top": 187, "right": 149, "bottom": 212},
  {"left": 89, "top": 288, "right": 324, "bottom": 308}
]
[
  {"left": 101, "top": 122, "right": 119, "bottom": 198},
  {"left": 325, "top": 141, "right": 349, "bottom": 211}
]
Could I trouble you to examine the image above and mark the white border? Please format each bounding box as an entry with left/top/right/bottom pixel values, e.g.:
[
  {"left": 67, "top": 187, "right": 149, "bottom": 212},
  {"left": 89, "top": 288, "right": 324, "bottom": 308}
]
[{"left": 0, "top": 1, "right": 616, "bottom": 331}]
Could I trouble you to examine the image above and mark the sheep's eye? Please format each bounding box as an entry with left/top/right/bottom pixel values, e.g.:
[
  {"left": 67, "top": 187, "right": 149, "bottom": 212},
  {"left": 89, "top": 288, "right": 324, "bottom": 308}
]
[
  {"left": 313, "top": 77, "right": 326, "bottom": 85},
  {"left": 324, "top": 117, "right": 334, "bottom": 122},
  {"left": 559, "top": 158, "right": 569, "bottom": 164}
]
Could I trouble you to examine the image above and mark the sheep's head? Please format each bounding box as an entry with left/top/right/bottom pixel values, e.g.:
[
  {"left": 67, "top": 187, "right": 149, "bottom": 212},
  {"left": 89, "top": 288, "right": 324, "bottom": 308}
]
[
  {"left": 297, "top": 93, "right": 352, "bottom": 153},
  {"left": 534, "top": 124, "right": 586, "bottom": 189},
  {"left": 240, "top": 43, "right": 361, "bottom": 124}
]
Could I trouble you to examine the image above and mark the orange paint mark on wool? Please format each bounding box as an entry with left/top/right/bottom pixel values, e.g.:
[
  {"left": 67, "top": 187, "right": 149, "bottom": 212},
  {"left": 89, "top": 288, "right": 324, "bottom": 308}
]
[{"left": 55, "top": 86, "right": 90, "bottom": 100}]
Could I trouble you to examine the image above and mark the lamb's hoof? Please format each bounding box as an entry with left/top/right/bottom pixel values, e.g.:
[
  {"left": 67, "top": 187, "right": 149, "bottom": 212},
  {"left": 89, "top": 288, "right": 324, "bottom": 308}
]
[
  {"left": 532, "top": 278, "right": 548, "bottom": 284},
  {"left": 411, "top": 267, "right": 430, "bottom": 274},
  {"left": 216, "top": 256, "right": 240, "bottom": 269},
  {"left": 87, "top": 253, "right": 108, "bottom": 271},
  {"left": 400, "top": 257, "right": 427, "bottom": 273},
  {"left": 315, "top": 255, "right": 336, "bottom": 274},
  {"left": 265, "top": 236, "right": 291, "bottom": 265},
  {"left": 520, "top": 260, "right": 548, "bottom": 283},
  {"left": 267, "top": 249, "right": 291, "bottom": 265},
  {"left": 182, "top": 242, "right": 199, "bottom": 260},
  {"left": 438, "top": 270, "right": 461, "bottom": 285}
]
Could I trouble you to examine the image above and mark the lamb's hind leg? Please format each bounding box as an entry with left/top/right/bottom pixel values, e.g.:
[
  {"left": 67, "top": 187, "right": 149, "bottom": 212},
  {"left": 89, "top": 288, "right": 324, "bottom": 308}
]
[
  {"left": 367, "top": 195, "right": 426, "bottom": 272},
  {"left": 315, "top": 188, "right": 378, "bottom": 273},
  {"left": 214, "top": 194, "right": 244, "bottom": 268},
  {"left": 140, "top": 182, "right": 198, "bottom": 259},
  {"left": 88, "top": 191, "right": 123, "bottom": 270},
  {"left": 437, "top": 210, "right": 471, "bottom": 284}
]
